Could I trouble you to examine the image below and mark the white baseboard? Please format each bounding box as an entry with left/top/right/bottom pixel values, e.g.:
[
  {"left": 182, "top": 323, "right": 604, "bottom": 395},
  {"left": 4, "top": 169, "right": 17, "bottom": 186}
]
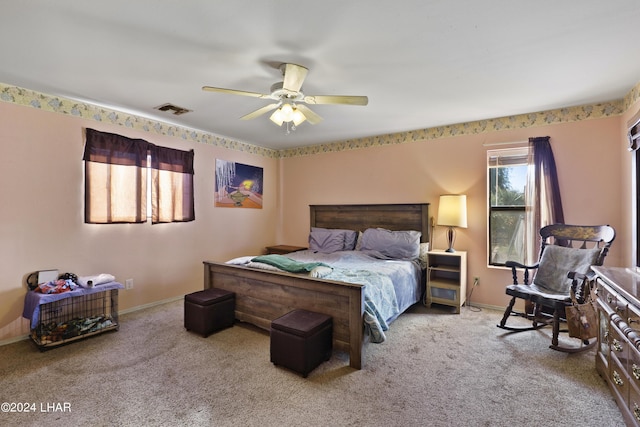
[
  {"left": 0, "top": 295, "right": 185, "bottom": 347},
  {"left": 0, "top": 334, "right": 30, "bottom": 346},
  {"left": 464, "top": 301, "right": 504, "bottom": 312},
  {"left": 118, "top": 295, "right": 184, "bottom": 315}
]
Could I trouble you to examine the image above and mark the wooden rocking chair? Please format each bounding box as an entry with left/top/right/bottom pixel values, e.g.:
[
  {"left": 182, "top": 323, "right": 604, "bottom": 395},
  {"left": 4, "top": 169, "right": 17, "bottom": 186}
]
[{"left": 496, "top": 224, "right": 615, "bottom": 353}]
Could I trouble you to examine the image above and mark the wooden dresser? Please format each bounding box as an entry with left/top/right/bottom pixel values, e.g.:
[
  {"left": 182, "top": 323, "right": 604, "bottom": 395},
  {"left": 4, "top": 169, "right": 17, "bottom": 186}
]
[{"left": 593, "top": 266, "right": 640, "bottom": 426}]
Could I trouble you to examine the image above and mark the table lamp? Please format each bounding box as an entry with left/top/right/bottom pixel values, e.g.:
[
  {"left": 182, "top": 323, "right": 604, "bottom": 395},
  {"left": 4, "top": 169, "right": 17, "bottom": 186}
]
[{"left": 437, "top": 194, "right": 467, "bottom": 252}]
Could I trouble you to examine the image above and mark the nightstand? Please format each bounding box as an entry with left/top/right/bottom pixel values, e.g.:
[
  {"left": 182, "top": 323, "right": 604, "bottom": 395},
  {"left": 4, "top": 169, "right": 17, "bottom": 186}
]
[
  {"left": 426, "top": 250, "right": 467, "bottom": 313},
  {"left": 265, "top": 245, "right": 307, "bottom": 255}
]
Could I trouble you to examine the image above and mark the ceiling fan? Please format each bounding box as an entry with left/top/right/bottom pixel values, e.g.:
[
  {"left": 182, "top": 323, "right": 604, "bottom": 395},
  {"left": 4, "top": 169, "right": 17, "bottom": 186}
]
[{"left": 202, "top": 63, "right": 368, "bottom": 128}]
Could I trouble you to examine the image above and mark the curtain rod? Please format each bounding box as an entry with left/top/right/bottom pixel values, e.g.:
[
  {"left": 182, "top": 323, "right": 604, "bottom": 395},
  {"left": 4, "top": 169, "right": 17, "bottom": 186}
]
[{"left": 482, "top": 140, "right": 528, "bottom": 147}]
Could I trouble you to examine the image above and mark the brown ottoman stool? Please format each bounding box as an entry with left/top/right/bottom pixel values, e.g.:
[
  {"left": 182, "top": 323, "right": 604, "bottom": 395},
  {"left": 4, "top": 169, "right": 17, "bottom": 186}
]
[
  {"left": 270, "top": 309, "right": 332, "bottom": 377},
  {"left": 184, "top": 288, "right": 235, "bottom": 337}
]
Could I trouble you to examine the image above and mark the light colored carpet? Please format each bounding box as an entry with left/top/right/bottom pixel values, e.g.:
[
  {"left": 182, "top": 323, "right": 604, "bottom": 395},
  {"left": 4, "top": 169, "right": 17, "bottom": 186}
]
[{"left": 0, "top": 300, "right": 624, "bottom": 427}]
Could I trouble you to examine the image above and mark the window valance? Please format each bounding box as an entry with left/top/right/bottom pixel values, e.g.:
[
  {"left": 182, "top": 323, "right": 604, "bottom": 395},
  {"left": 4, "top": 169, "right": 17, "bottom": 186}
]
[{"left": 83, "top": 128, "right": 194, "bottom": 224}]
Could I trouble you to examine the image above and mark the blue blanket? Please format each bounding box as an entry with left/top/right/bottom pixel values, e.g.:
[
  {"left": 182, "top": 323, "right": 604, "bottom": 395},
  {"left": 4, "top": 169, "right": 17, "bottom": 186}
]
[
  {"left": 245, "top": 251, "right": 415, "bottom": 343},
  {"left": 251, "top": 256, "right": 398, "bottom": 342},
  {"left": 325, "top": 268, "right": 399, "bottom": 343}
]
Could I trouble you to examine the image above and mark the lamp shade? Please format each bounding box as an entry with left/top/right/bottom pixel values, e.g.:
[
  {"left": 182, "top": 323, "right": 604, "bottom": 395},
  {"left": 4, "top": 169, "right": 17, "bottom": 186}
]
[{"left": 437, "top": 195, "right": 467, "bottom": 228}]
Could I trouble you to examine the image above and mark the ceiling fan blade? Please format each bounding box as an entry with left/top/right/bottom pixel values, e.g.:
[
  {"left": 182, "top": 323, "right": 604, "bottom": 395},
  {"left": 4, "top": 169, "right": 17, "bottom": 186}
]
[
  {"left": 240, "top": 103, "right": 280, "bottom": 120},
  {"left": 295, "top": 104, "right": 323, "bottom": 125},
  {"left": 282, "top": 63, "right": 308, "bottom": 93},
  {"left": 202, "top": 86, "right": 271, "bottom": 99},
  {"left": 303, "top": 95, "right": 369, "bottom": 106}
]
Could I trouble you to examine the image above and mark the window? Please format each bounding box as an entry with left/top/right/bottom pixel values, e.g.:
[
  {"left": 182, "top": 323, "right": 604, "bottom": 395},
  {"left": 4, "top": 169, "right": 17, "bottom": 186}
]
[
  {"left": 487, "top": 147, "right": 529, "bottom": 266},
  {"left": 487, "top": 137, "right": 564, "bottom": 267},
  {"left": 83, "top": 128, "right": 194, "bottom": 224}
]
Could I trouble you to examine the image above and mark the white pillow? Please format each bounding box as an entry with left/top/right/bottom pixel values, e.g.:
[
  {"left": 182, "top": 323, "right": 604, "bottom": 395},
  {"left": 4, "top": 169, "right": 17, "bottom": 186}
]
[
  {"left": 354, "top": 231, "right": 364, "bottom": 251},
  {"left": 309, "top": 265, "right": 333, "bottom": 278},
  {"left": 225, "top": 256, "right": 254, "bottom": 265},
  {"left": 419, "top": 242, "right": 430, "bottom": 262},
  {"left": 246, "top": 261, "right": 283, "bottom": 271}
]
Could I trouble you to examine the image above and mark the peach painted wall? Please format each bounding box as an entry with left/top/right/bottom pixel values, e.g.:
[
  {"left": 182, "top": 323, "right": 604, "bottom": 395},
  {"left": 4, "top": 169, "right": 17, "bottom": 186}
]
[
  {"left": 279, "top": 115, "right": 626, "bottom": 309},
  {"left": 0, "top": 101, "right": 279, "bottom": 342},
  {"left": 1, "top": 91, "right": 636, "bottom": 343}
]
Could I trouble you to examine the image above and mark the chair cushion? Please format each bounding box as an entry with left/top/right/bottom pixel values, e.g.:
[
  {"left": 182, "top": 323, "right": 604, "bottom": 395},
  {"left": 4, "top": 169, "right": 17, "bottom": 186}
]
[
  {"left": 506, "top": 283, "right": 573, "bottom": 307},
  {"left": 532, "top": 245, "right": 601, "bottom": 294}
]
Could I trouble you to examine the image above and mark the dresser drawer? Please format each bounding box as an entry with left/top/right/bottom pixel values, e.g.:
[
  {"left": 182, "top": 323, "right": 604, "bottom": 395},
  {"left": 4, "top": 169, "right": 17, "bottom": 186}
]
[
  {"left": 611, "top": 355, "right": 630, "bottom": 404},
  {"left": 598, "top": 280, "right": 628, "bottom": 317},
  {"left": 598, "top": 308, "right": 611, "bottom": 363},
  {"left": 630, "top": 345, "right": 640, "bottom": 391},
  {"left": 628, "top": 305, "right": 640, "bottom": 341},
  {"left": 609, "top": 320, "right": 629, "bottom": 367},
  {"left": 630, "top": 385, "right": 640, "bottom": 426}
]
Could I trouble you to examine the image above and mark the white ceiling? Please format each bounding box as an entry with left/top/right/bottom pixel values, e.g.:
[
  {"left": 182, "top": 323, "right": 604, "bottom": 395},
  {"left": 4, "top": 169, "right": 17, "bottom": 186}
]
[{"left": 2, "top": 1, "right": 640, "bottom": 150}]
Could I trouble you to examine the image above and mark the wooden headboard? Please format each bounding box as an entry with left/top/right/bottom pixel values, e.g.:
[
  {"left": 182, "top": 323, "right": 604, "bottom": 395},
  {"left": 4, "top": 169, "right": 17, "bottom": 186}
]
[{"left": 309, "top": 203, "right": 430, "bottom": 244}]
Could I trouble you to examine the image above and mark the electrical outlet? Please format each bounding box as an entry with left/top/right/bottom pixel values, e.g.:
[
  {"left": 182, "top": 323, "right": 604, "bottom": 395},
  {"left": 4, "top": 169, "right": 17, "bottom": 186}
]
[
  {"left": 473, "top": 277, "right": 480, "bottom": 286},
  {"left": 125, "top": 278, "right": 134, "bottom": 289}
]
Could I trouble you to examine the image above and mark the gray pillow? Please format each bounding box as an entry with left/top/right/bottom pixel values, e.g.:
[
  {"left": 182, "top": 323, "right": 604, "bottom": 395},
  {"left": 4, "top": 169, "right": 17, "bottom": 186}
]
[
  {"left": 309, "top": 229, "right": 345, "bottom": 253},
  {"left": 359, "top": 228, "right": 421, "bottom": 259},
  {"left": 311, "top": 227, "right": 358, "bottom": 250},
  {"left": 533, "top": 245, "right": 601, "bottom": 294}
]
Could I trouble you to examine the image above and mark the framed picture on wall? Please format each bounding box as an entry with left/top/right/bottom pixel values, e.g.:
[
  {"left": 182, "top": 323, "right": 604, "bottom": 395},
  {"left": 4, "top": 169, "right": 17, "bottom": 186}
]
[{"left": 215, "top": 159, "right": 263, "bottom": 208}]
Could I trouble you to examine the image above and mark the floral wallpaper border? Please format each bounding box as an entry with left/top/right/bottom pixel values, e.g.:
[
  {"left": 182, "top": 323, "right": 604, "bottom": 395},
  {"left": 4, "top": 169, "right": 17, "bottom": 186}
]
[
  {"left": 0, "top": 83, "right": 279, "bottom": 159},
  {"left": 2, "top": 80, "right": 639, "bottom": 159}
]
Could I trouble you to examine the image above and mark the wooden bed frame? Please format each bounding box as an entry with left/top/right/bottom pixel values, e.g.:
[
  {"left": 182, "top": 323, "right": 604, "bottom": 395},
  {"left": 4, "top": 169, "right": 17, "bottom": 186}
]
[{"left": 203, "top": 203, "right": 430, "bottom": 370}]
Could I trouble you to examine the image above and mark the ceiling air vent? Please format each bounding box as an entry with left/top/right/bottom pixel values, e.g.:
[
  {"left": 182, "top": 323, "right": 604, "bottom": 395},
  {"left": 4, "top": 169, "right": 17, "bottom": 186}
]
[{"left": 154, "top": 103, "right": 192, "bottom": 115}]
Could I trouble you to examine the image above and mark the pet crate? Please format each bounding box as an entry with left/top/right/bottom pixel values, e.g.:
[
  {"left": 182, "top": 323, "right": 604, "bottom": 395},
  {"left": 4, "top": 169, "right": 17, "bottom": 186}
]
[{"left": 30, "top": 288, "right": 120, "bottom": 350}]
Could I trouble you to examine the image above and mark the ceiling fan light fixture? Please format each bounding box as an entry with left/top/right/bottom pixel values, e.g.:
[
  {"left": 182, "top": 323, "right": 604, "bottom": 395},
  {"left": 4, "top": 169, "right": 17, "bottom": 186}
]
[
  {"left": 203, "top": 63, "right": 366, "bottom": 129},
  {"left": 279, "top": 103, "right": 294, "bottom": 122},
  {"left": 269, "top": 108, "right": 284, "bottom": 126},
  {"left": 292, "top": 108, "right": 306, "bottom": 126},
  {"left": 269, "top": 103, "right": 306, "bottom": 127}
]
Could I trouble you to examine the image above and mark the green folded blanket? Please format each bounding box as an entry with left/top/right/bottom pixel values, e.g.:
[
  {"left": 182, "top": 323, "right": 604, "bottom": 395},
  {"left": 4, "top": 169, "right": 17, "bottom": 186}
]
[{"left": 251, "top": 255, "right": 330, "bottom": 273}]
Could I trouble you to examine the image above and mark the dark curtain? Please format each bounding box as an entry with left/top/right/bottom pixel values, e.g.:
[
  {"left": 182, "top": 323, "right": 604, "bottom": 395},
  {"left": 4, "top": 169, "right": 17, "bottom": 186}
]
[
  {"left": 150, "top": 145, "right": 195, "bottom": 223},
  {"left": 531, "top": 136, "right": 565, "bottom": 227},
  {"left": 524, "top": 136, "right": 564, "bottom": 262},
  {"left": 83, "top": 128, "right": 195, "bottom": 224},
  {"left": 629, "top": 113, "right": 640, "bottom": 151},
  {"left": 83, "top": 129, "right": 149, "bottom": 223},
  {"left": 83, "top": 128, "right": 149, "bottom": 167}
]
